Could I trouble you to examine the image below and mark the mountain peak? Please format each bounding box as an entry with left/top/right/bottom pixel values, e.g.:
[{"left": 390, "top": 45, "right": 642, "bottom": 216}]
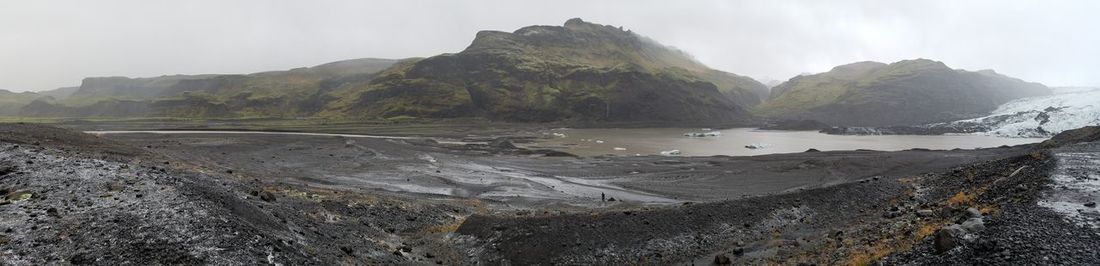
[
  {"left": 563, "top": 18, "right": 587, "bottom": 27},
  {"left": 889, "top": 58, "right": 950, "bottom": 71},
  {"left": 829, "top": 61, "right": 887, "bottom": 74}
]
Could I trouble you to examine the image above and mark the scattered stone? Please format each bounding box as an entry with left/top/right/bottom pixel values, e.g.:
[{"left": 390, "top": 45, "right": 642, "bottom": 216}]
[{"left": 917, "top": 209, "right": 935, "bottom": 217}]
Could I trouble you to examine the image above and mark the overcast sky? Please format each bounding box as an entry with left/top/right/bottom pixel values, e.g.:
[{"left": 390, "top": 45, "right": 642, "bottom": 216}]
[{"left": 2, "top": 0, "right": 1098, "bottom": 91}]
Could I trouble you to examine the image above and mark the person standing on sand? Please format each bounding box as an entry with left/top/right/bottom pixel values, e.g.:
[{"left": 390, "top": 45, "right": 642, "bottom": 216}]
[{"left": 601, "top": 192, "right": 606, "bottom": 202}]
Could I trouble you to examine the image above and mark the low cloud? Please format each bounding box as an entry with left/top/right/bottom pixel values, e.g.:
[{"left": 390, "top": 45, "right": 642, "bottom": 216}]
[{"left": 1, "top": 0, "right": 1097, "bottom": 91}]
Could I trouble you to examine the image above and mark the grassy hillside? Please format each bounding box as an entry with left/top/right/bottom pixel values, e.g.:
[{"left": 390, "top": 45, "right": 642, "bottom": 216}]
[
  {"left": 321, "top": 18, "right": 760, "bottom": 123},
  {"left": 20, "top": 58, "right": 404, "bottom": 118},
  {"left": 0, "top": 90, "right": 44, "bottom": 116},
  {"left": 16, "top": 19, "right": 764, "bottom": 125},
  {"left": 754, "top": 59, "right": 1050, "bottom": 126}
]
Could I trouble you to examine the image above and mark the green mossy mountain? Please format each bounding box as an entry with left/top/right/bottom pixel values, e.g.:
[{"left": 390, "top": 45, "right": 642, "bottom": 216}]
[
  {"left": 16, "top": 19, "right": 766, "bottom": 124},
  {"left": 754, "top": 59, "right": 1050, "bottom": 126},
  {"left": 18, "top": 58, "right": 404, "bottom": 118},
  {"left": 322, "top": 18, "right": 765, "bottom": 123},
  {"left": 0, "top": 90, "right": 44, "bottom": 115}
]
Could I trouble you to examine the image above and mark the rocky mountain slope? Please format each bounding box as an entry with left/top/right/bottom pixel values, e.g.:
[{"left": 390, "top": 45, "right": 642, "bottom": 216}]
[
  {"left": 14, "top": 19, "right": 767, "bottom": 125},
  {"left": 755, "top": 59, "right": 1051, "bottom": 126},
  {"left": 822, "top": 87, "right": 1100, "bottom": 137},
  {"left": 320, "top": 18, "right": 766, "bottom": 123}
]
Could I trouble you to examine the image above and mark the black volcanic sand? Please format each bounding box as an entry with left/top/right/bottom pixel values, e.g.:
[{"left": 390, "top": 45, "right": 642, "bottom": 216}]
[
  {"left": 3, "top": 123, "right": 1098, "bottom": 265},
  {"left": 0, "top": 124, "right": 475, "bottom": 265}
]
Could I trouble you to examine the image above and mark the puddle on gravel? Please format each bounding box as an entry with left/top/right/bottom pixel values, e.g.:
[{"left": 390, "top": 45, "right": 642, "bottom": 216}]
[{"left": 1039, "top": 152, "right": 1100, "bottom": 228}]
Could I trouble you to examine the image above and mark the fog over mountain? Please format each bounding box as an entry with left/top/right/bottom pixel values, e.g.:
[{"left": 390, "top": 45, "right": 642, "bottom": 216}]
[{"left": 2, "top": 0, "right": 1099, "bottom": 91}]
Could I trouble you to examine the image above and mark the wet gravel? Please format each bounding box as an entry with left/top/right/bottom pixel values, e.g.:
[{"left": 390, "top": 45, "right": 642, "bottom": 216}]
[
  {"left": 0, "top": 124, "right": 476, "bottom": 265},
  {"left": 2, "top": 123, "right": 1098, "bottom": 265}
]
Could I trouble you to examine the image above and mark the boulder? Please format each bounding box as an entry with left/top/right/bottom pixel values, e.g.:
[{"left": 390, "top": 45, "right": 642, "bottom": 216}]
[
  {"left": 713, "top": 254, "right": 732, "bottom": 264},
  {"left": 966, "top": 207, "right": 982, "bottom": 218},
  {"left": 961, "top": 218, "right": 986, "bottom": 233},
  {"left": 259, "top": 191, "right": 277, "bottom": 202},
  {"left": 934, "top": 224, "right": 967, "bottom": 254},
  {"left": 0, "top": 163, "right": 16, "bottom": 176}
]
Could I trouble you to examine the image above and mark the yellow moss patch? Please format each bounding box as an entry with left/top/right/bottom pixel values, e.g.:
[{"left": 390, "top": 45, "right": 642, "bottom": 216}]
[
  {"left": 846, "top": 242, "right": 898, "bottom": 266},
  {"left": 420, "top": 217, "right": 467, "bottom": 234},
  {"left": 946, "top": 191, "right": 976, "bottom": 206},
  {"left": 1030, "top": 152, "right": 1045, "bottom": 160}
]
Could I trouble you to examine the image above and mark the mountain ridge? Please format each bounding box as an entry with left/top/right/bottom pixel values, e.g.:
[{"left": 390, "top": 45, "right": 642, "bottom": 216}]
[
  {"left": 7, "top": 19, "right": 765, "bottom": 125},
  {"left": 755, "top": 58, "right": 1050, "bottom": 126}
]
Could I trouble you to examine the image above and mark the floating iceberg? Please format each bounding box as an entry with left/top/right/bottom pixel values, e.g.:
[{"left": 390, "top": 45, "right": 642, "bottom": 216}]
[
  {"left": 744, "top": 144, "right": 768, "bottom": 149},
  {"left": 659, "top": 149, "right": 682, "bottom": 156},
  {"left": 683, "top": 131, "right": 722, "bottom": 137}
]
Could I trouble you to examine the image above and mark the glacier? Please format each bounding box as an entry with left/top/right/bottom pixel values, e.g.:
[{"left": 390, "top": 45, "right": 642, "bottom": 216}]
[{"left": 944, "top": 87, "right": 1100, "bottom": 137}]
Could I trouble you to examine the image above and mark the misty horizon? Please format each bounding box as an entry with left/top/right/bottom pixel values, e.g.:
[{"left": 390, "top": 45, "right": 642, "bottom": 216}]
[{"left": 3, "top": 0, "right": 1100, "bottom": 92}]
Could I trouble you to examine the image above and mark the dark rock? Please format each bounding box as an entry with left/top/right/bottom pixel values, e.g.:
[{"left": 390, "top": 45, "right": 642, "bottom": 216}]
[
  {"left": 259, "top": 191, "right": 276, "bottom": 202},
  {"left": 0, "top": 164, "right": 16, "bottom": 176},
  {"left": 760, "top": 119, "right": 831, "bottom": 131},
  {"left": 714, "top": 253, "right": 732, "bottom": 264},
  {"left": 805, "top": 148, "right": 821, "bottom": 152},
  {"left": 934, "top": 225, "right": 966, "bottom": 254},
  {"left": 1085, "top": 202, "right": 1097, "bottom": 208},
  {"left": 1042, "top": 126, "right": 1100, "bottom": 147}
]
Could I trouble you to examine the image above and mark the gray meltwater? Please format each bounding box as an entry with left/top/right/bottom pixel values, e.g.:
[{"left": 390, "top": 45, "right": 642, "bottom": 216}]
[{"left": 527, "top": 128, "right": 1046, "bottom": 157}]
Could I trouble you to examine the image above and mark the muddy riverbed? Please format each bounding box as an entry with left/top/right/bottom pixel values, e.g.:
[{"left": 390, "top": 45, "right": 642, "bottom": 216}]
[{"left": 99, "top": 131, "right": 1032, "bottom": 208}]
